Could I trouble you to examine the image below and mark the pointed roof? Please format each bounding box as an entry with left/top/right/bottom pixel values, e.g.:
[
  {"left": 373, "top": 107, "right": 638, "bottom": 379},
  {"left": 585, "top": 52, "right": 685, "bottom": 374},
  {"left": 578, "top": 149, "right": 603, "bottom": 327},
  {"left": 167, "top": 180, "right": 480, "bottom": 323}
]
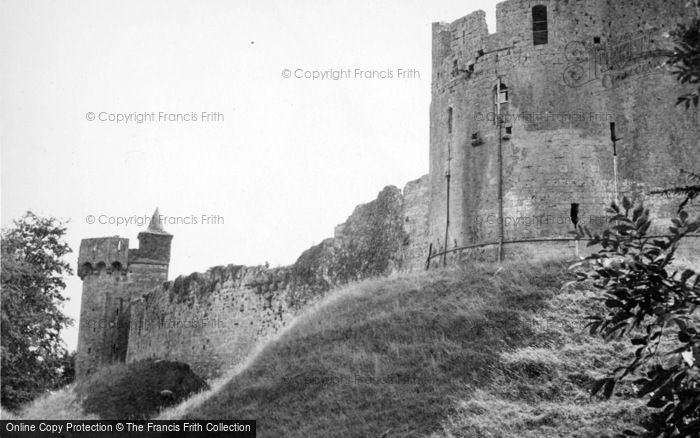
[{"left": 145, "top": 207, "right": 169, "bottom": 234}]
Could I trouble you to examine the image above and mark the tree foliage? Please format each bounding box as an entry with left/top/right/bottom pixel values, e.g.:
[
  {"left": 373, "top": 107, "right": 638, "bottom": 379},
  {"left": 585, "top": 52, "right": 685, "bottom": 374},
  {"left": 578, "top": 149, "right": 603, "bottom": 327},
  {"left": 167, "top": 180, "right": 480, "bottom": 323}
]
[
  {"left": 571, "top": 198, "right": 700, "bottom": 436},
  {"left": 667, "top": 1, "right": 700, "bottom": 108},
  {"left": 1, "top": 211, "right": 75, "bottom": 410},
  {"left": 651, "top": 169, "right": 700, "bottom": 213}
]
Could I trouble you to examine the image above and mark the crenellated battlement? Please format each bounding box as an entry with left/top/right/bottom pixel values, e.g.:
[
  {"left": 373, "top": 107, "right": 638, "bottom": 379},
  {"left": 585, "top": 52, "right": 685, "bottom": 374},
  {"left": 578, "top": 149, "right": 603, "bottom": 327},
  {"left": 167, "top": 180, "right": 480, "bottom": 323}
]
[{"left": 77, "top": 237, "right": 129, "bottom": 279}]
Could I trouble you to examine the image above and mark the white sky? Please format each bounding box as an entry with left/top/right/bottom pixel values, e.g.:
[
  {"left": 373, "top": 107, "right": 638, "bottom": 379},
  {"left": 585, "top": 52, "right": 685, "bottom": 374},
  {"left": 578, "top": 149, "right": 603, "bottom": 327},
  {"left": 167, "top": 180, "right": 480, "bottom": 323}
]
[{"left": 0, "top": 0, "right": 498, "bottom": 351}]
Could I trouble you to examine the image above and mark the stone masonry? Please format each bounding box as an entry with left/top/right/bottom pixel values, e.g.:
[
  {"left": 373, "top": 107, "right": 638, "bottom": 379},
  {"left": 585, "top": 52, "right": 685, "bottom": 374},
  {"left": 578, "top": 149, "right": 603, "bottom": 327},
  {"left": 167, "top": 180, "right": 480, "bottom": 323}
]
[{"left": 76, "top": 0, "right": 699, "bottom": 380}]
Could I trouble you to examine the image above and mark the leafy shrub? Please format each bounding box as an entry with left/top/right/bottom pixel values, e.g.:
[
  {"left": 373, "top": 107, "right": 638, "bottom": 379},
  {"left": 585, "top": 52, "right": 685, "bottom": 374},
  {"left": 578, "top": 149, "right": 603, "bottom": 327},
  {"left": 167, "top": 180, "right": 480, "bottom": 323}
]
[
  {"left": 572, "top": 198, "right": 700, "bottom": 437},
  {"left": 76, "top": 359, "right": 208, "bottom": 419}
]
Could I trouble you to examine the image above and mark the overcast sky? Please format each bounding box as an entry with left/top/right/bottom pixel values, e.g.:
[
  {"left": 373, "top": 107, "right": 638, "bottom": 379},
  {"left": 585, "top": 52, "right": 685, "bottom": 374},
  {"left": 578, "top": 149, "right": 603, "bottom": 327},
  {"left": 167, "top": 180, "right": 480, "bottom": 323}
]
[{"left": 0, "top": 0, "right": 498, "bottom": 351}]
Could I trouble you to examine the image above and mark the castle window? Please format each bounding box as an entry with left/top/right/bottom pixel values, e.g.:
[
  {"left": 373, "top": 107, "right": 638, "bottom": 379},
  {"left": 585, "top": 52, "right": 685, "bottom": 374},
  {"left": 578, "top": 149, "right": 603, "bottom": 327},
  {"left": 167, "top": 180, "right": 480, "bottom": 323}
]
[
  {"left": 505, "top": 126, "right": 512, "bottom": 135},
  {"left": 493, "top": 82, "right": 509, "bottom": 118},
  {"left": 532, "top": 5, "right": 548, "bottom": 45},
  {"left": 594, "top": 36, "right": 601, "bottom": 44},
  {"left": 447, "top": 107, "right": 453, "bottom": 134}
]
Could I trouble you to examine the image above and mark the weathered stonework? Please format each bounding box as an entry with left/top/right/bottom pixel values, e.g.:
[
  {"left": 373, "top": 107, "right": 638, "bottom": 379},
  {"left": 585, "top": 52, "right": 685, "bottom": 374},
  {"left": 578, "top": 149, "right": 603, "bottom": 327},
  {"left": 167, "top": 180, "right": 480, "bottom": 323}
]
[
  {"left": 78, "top": 180, "right": 430, "bottom": 379},
  {"left": 76, "top": 213, "right": 173, "bottom": 378},
  {"left": 126, "top": 265, "right": 320, "bottom": 378},
  {"left": 427, "top": 0, "right": 700, "bottom": 262},
  {"left": 76, "top": 0, "right": 700, "bottom": 380}
]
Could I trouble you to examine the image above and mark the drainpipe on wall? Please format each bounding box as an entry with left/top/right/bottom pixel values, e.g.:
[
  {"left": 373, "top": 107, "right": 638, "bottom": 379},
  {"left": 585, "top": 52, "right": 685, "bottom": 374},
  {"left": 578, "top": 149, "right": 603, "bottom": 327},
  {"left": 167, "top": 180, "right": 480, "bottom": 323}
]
[{"left": 496, "top": 77, "right": 505, "bottom": 263}]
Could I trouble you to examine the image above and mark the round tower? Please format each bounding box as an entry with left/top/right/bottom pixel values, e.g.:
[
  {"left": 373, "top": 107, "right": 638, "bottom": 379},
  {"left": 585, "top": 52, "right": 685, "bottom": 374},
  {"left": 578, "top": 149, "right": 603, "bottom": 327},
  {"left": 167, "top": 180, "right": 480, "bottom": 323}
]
[{"left": 428, "top": 0, "right": 700, "bottom": 262}]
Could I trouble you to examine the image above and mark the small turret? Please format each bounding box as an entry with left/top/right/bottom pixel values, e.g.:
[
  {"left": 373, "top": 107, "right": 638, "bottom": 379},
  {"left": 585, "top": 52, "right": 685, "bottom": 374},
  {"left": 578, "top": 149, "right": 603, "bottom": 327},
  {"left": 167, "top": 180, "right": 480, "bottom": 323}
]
[{"left": 134, "top": 208, "right": 173, "bottom": 264}]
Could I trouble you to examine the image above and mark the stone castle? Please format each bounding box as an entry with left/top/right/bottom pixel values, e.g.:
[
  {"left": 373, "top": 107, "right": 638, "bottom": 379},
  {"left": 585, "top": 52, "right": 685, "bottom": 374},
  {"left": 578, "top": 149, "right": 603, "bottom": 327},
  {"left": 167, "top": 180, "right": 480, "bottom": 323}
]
[{"left": 76, "top": 0, "right": 700, "bottom": 379}]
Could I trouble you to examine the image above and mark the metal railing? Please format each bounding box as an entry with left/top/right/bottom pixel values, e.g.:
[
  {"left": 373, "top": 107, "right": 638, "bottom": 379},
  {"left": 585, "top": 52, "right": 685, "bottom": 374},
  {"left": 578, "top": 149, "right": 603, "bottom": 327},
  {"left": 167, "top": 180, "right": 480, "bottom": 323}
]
[{"left": 425, "top": 234, "right": 700, "bottom": 269}]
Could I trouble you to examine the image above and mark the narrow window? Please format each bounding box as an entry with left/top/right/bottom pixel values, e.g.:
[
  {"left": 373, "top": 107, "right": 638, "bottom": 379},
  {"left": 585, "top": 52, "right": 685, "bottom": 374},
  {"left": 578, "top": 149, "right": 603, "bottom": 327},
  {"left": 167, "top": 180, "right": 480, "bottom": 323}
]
[
  {"left": 532, "top": 5, "right": 548, "bottom": 45},
  {"left": 494, "top": 83, "right": 509, "bottom": 105},
  {"left": 87, "top": 347, "right": 91, "bottom": 354},
  {"left": 447, "top": 107, "right": 453, "bottom": 134},
  {"left": 493, "top": 82, "right": 510, "bottom": 121},
  {"left": 570, "top": 203, "right": 580, "bottom": 227},
  {"left": 594, "top": 36, "right": 601, "bottom": 44},
  {"left": 505, "top": 126, "right": 512, "bottom": 135}
]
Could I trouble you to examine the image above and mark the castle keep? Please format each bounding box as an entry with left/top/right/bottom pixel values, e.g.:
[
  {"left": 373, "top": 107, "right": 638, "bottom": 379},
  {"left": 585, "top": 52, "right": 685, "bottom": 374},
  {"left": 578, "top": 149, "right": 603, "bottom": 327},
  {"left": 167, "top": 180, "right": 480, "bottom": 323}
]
[
  {"left": 427, "top": 0, "right": 700, "bottom": 263},
  {"left": 76, "top": 0, "right": 700, "bottom": 379}
]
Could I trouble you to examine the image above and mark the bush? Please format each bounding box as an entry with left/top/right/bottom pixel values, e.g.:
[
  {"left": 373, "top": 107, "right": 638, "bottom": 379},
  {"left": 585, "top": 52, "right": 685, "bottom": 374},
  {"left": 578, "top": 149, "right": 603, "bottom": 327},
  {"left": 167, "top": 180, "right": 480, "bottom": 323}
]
[
  {"left": 572, "top": 198, "right": 700, "bottom": 436},
  {"left": 76, "top": 359, "right": 208, "bottom": 419}
]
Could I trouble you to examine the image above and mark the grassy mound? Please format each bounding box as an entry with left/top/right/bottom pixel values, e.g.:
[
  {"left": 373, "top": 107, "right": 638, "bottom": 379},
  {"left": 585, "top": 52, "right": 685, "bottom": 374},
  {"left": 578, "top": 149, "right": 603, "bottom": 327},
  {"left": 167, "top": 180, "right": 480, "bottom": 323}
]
[
  {"left": 177, "top": 260, "right": 640, "bottom": 437},
  {"left": 75, "top": 359, "right": 208, "bottom": 420},
  {"left": 13, "top": 384, "right": 96, "bottom": 420}
]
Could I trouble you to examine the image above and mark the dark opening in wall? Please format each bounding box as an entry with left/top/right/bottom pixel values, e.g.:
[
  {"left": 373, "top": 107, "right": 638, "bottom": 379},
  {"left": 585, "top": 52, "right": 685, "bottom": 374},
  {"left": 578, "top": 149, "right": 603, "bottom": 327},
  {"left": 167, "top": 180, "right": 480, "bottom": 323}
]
[
  {"left": 532, "top": 5, "right": 548, "bottom": 45},
  {"left": 594, "top": 36, "right": 601, "bottom": 44},
  {"left": 87, "top": 348, "right": 91, "bottom": 354},
  {"left": 468, "top": 64, "right": 474, "bottom": 72},
  {"left": 505, "top": 126, "right": 512, "bottom": 135},
  {"left": 570, "top": 203, "right": 580, "bottom": 227},
  {"left": 471, "top": 132, "right": 484, "bottom": 146},
  {"left": 610, "top": 122, "right": 618, "bottom": 154},
  {"left": 447, "top": 107, "right": 453, "bottom": 134}
]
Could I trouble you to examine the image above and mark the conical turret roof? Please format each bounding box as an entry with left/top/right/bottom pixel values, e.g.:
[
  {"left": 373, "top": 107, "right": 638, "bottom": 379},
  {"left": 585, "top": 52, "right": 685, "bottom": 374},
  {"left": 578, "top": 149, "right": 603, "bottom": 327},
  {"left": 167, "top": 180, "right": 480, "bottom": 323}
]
[{"left": 145, "top": 208, "right": 169, "bottom": 234}]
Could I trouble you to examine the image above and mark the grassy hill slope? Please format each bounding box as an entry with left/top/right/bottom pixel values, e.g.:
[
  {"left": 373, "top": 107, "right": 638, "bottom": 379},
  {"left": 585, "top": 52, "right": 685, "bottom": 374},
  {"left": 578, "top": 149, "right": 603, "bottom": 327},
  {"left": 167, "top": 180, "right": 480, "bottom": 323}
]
[{"left": 174, "top": 260, "right": 642, "bottom": 437}]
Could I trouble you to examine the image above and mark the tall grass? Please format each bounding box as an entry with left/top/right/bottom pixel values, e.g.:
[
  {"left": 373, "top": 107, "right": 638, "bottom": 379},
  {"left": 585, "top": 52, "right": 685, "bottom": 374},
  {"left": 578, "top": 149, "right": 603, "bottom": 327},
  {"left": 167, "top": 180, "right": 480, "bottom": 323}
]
[
  {"left": 15, "top": 384, "right": 97, "bottom": 420},
  {"left": 180, "top": 260, "right": 594, "bottom": 437}
]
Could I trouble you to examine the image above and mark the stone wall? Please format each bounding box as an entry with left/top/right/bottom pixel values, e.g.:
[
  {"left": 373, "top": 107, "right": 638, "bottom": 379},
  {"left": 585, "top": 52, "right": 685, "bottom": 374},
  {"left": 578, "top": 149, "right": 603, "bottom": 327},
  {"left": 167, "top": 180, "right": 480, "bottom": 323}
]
[
  {"left": 126, "top": 265, "right": 322, "bottom": 378},
  {"left": 126, "top": 179, "right": 430, "bottom": 378}
]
